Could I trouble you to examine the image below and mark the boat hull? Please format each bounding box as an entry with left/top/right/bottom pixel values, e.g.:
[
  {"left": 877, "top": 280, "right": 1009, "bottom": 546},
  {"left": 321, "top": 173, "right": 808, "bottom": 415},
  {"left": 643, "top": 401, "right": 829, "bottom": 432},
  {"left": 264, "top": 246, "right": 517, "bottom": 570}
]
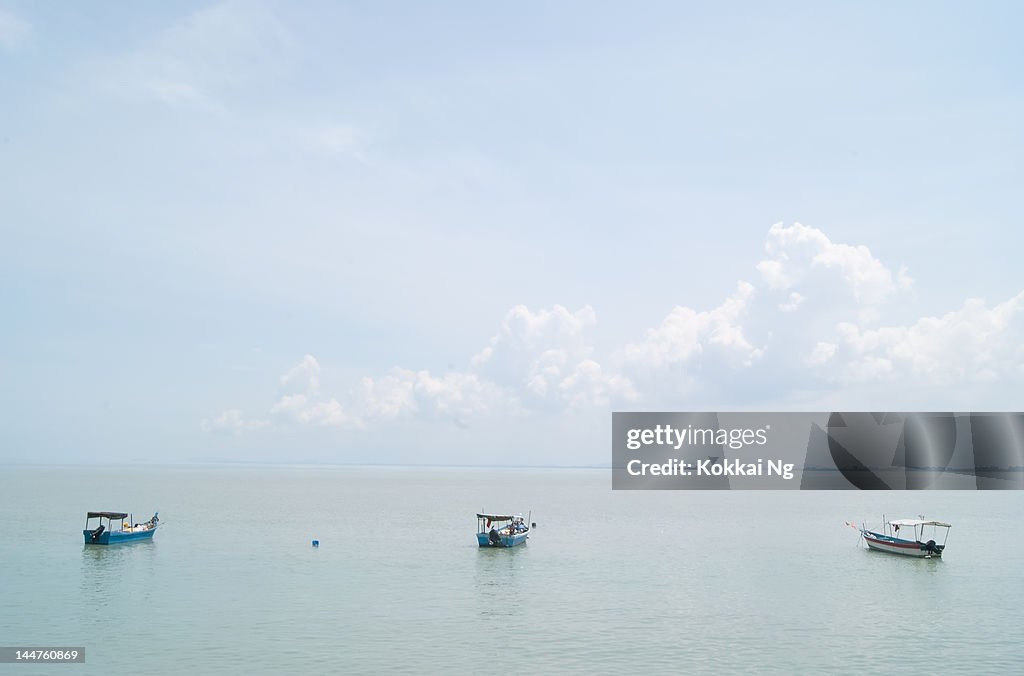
[
  {"left": 477, "top": 531, "right": 529, "bottom": 548},
  {"left": 83, "top": 528, "right": 157, "bottom": 545},
  {"left": 862, "top": 530, "right": 943, "bottom": 557}
]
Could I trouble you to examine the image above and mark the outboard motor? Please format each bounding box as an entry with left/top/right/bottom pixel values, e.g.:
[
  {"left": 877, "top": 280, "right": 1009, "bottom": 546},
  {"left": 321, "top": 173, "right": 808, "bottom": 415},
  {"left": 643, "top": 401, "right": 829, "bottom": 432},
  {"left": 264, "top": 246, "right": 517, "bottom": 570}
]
[
  {"left": 923, "top": 539, "right": 939, "bottom": 555},
  {"left": 488, "top": 528, "right": 501, "bottom": 546},
  {"left": 90, "top": 524, "right": 106, "bottom": 541}
]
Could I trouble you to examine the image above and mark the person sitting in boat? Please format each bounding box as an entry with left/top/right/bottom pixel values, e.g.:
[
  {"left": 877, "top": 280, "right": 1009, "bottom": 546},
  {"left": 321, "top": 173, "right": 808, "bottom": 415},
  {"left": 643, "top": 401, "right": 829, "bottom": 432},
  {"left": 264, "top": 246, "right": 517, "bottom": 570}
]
[{"left": 488, "top": 527, "right": 501, "bottom": 545}]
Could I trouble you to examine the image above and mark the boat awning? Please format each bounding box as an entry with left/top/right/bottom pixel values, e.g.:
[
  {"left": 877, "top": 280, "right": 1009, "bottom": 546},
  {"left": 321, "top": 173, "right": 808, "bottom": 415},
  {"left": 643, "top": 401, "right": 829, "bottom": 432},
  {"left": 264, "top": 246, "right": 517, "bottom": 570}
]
[
  {"left": 889, "top": 519, "right": 951, "bottom": 528},
  {"left": 87, "top": 512, "right": 128, "bottom": 519},
  {"left": 477, "top": 514, "right": 516, "bottom": 521}
]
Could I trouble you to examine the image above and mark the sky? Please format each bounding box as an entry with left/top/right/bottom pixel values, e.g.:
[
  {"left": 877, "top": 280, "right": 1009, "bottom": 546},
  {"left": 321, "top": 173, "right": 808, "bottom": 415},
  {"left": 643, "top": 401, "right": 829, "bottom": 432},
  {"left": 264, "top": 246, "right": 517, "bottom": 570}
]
[{"left": 2, "top": 1, "right": 1023, "bottom": 465}]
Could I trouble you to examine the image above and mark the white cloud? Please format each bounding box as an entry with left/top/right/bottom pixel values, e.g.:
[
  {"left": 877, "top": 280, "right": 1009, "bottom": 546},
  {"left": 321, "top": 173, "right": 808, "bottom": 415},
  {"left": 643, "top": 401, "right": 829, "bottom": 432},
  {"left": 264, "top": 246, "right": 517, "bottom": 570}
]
[
  {"left": 201, "top": 409, "right": 267, "bottom": 435},
  {"left": 755, "top": 259, "right": 792, "bottom": 289},
  {"left": 817, "top": 291, "right": 1024, "bottom": 385},
  {"left": 407, "top": 370, "right": 503, "bottom": 421},
  {"left": 472, "top": 304, "right": 629, "bottom": 408},
  {"left": 623, "top": 281, "right": 762, "bottom": 369},
  {"left": 356, "top": 371, "right": 416, "bottom": 420},
  {"left": 267, "top": 356, "right": 359, "bottom": 428},
  {"left": 779, "top": 292, "right": 804, "bottom": 313},
  {"left": 207, "top": 302, "right": 628, "bottom": 435},
  {"left": 205, "top": 223, "right": 1024, "bottom": 433},
  {"left": 270, "top": 393, "right": 307, "bottom": 414},
  {"left": 806, "top": 341, "right": 837, "bottom": 366},
  {"left": 298, "top": 398, "right": 352, "bottom": 427},
  {"left": 757, "top": 222, "right": 911, "bottom": 307},
  {"left": 280, "top": 354, "right": 320, "bottom": 395},
  {"left": 261, "top": 358, "right": 508, "bottom": 432},
  {"left": 356, "top": 368, "right": 506, "bottom": 427},
  {"left": 557, "top": 359, "right": 637, "bottom": 409},
  {"left": 0, "top": 9, "right": 31, "bottom": 52},
  {"left": 474, "top": 304, "right": 596, "bottom": 361},
  {"left": 341, "top": 302, "right": 635, "bottom": 424}
]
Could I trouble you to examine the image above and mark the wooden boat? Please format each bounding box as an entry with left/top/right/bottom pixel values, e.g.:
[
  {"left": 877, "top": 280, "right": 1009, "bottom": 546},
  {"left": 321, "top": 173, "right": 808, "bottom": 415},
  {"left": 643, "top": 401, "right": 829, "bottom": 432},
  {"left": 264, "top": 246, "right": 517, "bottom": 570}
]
[
  {"left": 860, "top": 517, "right": 950, "bottom": 558},
  {"left": 476, "top": 513, "right": 530, "bottom": 548},
  {"left": 83, "top": 512, "right": 159, "bottom": 545}
]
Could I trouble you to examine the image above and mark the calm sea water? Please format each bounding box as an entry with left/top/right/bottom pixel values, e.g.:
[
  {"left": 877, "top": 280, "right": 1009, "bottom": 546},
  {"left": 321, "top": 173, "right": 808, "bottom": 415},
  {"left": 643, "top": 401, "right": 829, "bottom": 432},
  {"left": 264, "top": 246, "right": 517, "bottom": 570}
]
[{"left": 1, "top": 465, "right": 1022, "bottom": 674}]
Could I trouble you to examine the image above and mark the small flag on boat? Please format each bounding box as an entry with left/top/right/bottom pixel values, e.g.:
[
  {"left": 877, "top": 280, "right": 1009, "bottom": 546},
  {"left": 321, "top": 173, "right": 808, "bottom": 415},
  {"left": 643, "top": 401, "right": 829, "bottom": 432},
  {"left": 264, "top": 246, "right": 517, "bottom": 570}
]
[{"left": 844, "top": 521, "right": 859, "bottom": 530}]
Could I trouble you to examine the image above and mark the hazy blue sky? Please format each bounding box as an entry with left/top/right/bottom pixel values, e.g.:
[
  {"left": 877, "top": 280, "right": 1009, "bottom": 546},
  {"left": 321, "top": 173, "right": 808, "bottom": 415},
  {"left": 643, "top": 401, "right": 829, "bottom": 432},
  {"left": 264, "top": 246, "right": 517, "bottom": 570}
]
[{"left": 2, "top": 1, "right": 1023, "bottom": 465}]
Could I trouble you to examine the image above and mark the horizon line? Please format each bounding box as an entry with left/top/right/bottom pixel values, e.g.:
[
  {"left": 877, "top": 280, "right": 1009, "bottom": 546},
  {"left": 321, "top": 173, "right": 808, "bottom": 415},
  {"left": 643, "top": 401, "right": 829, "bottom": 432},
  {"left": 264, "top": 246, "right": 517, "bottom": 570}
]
[{"left": 0, "top": 460, "right": 613, "bottom": 470}]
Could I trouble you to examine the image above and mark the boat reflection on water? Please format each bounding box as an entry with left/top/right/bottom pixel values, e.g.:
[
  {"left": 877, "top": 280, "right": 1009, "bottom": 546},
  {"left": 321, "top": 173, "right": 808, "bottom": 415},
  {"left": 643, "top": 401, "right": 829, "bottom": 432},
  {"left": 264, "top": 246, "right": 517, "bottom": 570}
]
[{"left": 80, "top": 537, "right": 158, "bottom": 608}]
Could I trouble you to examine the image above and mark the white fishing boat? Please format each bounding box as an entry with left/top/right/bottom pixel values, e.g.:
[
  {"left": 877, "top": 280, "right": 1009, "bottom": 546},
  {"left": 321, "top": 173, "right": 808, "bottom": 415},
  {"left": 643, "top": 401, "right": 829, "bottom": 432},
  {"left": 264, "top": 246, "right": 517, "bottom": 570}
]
[
  {"left": 476, "top": 513, "right": 530, "bottom": 548},
  {"left": 859, "top": 517, "right": 951, "bottom": 558}
]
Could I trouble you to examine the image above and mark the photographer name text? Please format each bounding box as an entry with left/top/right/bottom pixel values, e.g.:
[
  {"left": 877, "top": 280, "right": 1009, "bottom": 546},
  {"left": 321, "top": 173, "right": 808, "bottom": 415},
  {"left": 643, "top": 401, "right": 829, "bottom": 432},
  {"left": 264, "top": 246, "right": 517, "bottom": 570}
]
[{"left": 625, "top": 457, "right": 795, "bottom": 480}]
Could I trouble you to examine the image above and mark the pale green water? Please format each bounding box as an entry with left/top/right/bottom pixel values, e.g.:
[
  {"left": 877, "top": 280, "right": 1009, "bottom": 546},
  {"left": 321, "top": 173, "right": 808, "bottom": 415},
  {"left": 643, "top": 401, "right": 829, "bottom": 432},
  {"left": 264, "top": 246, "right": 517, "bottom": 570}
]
[{"left": 1, "top": 466, "right": 1022, "bottom": 674}]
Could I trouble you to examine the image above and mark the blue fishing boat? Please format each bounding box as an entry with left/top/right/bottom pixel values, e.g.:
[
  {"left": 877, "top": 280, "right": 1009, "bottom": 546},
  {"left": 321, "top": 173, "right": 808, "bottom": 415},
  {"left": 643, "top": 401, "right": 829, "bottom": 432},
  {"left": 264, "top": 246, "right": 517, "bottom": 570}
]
[
  {"left": 477, "top": 512, "right": 530, "bottom": 548},
  {"left": 83, "top": 512, "right": 159, "bottom": 545}
]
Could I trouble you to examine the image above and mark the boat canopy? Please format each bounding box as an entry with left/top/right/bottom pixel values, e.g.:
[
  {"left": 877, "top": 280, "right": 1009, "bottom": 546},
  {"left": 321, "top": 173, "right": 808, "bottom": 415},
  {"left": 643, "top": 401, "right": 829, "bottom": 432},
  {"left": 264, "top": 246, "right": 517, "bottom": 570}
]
[
  {"left": 477, "top": 514, "right": 517, "bottom": 521},
  {"left": 87, "top": 512, "right": 129, "bottom": 519},
  {"left": 889, "top": 519, "right": 951, "bottom": 528}
]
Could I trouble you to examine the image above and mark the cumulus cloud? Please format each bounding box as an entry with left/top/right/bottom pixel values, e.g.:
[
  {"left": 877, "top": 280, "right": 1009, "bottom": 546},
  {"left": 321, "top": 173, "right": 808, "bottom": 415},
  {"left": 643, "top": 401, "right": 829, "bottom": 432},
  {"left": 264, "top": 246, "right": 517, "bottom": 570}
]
[
  {"left": 757, "top": 222, "right": 912, "bottom": 308},
  {"left": 299, "top": 398, "right": 351, "bottom": 427},
  {"left": 280, "top": 354, "right": 320, "bottom": 395},
  {"left": 624, "top": 281, "right": 763, "bottom": 369},
  {"left": 207, "top": 302, "right": 631, "bottom": 435},
  {"left": 472, "top": 304, "right": 632, "bottom": 408},
  {"left": 473, "top": 304, "right": 596, "bottom": 367},
  {"left": 357, "top": 369, "right": 505, "bottom": 425},
  {"left": 556, "top": 359, "right": 637, "bottom": 409},
  {"left": 268, "top": 355, "right": 359, "bottom": 428},
  {"left": 204, "top": 222, "right": 1024, "bottom": 434},
  {"left": 805, "top": 341, "right": 838, "bottom": 366},
  {"left": 811, "top": 291, "right": 1024, "bottom": 385},
  {"left": 270, "top": 393, "right": 307, "bottom": 415},
  {"left": 779, "top": 292, "right": 804, "bottom": 313}
]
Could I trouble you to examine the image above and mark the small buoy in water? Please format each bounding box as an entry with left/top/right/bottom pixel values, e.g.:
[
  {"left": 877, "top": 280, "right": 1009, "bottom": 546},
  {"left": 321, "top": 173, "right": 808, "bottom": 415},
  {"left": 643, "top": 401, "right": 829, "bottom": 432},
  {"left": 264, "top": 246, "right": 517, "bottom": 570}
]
[{"left": 312, "top": 540, "right": 320, "bottom": 547}]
